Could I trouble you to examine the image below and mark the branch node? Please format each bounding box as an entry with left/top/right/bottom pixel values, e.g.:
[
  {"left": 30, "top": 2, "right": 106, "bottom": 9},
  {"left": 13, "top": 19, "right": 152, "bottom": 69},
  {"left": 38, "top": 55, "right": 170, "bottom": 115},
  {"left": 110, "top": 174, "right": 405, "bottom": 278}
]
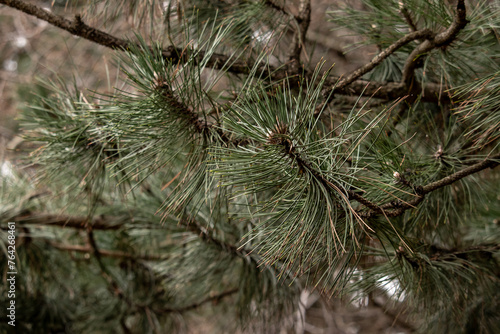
[{"left": 414, "top": 185, "right": 424, "bottom": 195}]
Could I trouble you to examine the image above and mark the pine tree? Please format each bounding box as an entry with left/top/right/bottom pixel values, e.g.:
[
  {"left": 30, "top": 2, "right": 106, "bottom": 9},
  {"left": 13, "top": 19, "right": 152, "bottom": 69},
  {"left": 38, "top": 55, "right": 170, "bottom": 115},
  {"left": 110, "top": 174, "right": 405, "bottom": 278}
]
[{"left": 1, "top": 0, "right": 499, "bottom": 333}]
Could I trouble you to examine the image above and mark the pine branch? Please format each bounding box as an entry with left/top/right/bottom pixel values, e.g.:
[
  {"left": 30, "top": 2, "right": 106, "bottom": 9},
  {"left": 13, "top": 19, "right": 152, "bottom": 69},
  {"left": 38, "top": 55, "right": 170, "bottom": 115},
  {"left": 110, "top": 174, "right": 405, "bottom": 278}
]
[
  {"left": 288, "top": 0, "right": 311, "bottom": 67},
  {"left": 11, "top": 148, "right": 497, "bottom": 229},
  {"left": 156, "top": 84, "right": 210, "bottom": 134},
  {"left": 9, "top": 210, "right": 253, "bottom": 263},
  {"left": 0, "top": 0, "right": 251, "bottom": 76},
  {"left": 155, "top": 85, "right": 249, "bottom": 146},
  {"left": 49, "top": 242, "right": 168, "bottom": 261},
  {"left": 157, "top": 288, "right": 238, "bottom": 313},
  {"left": 427, "top": 243, "right": 500, "bottom": 262},
  {"left": 85, "top": 224, "right": 237, "bottom": 319}
]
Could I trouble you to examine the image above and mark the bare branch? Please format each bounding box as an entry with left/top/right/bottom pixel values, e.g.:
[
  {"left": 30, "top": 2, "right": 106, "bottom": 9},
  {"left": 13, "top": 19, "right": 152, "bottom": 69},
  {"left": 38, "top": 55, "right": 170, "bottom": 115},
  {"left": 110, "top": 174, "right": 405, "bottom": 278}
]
[
  {"left": 49, "top": 242, "right": 168, "bottom": 261},
  {"left": 399, "top": 3, "right": 418, "bottom": 33},
  {"left": 157, "top": 288, "right": 238, "bottom": 313},
  {"left": 401, "top": 0, "right": 468, "bottom": 86},
  {"left": 264, "top": 0, "right": 287, "bottom": 14},
  {"left": 421, "top": 152, "right": 500, "bottom": 194},
  {"left": 86, "top": 227, "right": 131, "bottom": 303},
  {"left": 288, "top": 0, "right": 311, "bottom": 67},
  {"left": 359, "top": 152, "right": 500, "bottom": 218}
]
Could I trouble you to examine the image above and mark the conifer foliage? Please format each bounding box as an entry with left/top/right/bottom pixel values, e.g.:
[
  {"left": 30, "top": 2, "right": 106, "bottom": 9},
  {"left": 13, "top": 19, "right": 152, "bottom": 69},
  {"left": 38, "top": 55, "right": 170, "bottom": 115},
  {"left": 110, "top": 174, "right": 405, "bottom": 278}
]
[{"left": 0, "top": 0, "right": 499, "bottom": 333}]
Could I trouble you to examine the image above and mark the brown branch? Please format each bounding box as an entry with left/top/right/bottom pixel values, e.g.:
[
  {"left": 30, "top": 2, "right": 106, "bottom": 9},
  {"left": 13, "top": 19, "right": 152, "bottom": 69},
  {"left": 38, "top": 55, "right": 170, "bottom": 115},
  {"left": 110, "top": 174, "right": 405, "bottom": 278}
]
[
  {"left": 86, "top": 227, "right": 131, "bottom": 303},
  {"left": 9, "top": 211, "right": 252, "bottom": 261},
  {"left": 401, "top": 0, "right": 468, "bottom": 87},
  {"left": 0, "top": 0, "right": 130, "bottom": 49},
  {"left": 400, "top": 4, "right": 418, "bottom": 33},
  {"left": 180, "top": 216, "right": 252, "bottom": 259},
  {"left": 326, "top": 0, "right": 467, "bottom": 108},
  {"left": 319, "top": 27, "right": 432, "bottom": 126},
  {"left": 330, "top": 79, "right": 452, "bottom": 104},
  {"left": 359, "top": 152, "right": 500, "bottom": 218},
  {"left": 322, "top": 1, "right": 469, "bottom": 107},
  {"left": 49, "top": 242, "right": 168, "bottom": 261},
  {"left": 10, "top": 211, "right": 124, "bottom": 230}
]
